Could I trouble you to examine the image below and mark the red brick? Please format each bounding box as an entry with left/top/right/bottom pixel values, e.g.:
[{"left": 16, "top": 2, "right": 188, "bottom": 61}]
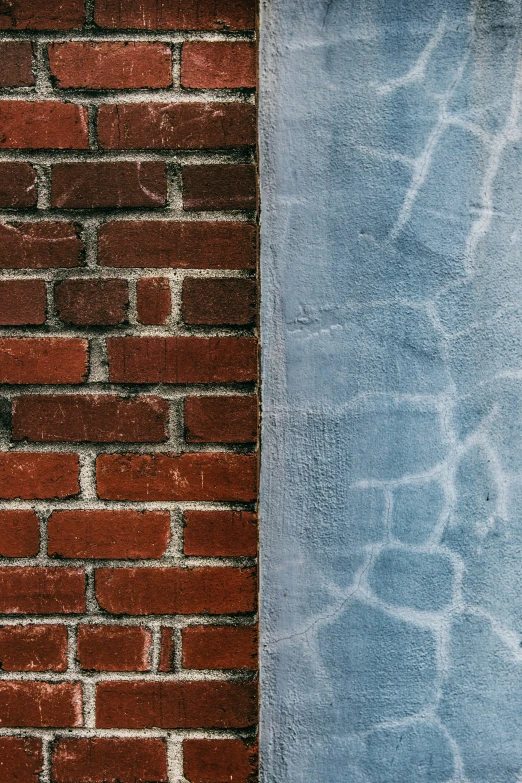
[
  {"left": 55, "top": 278, "right": 128, "bottom": 326},
  {"left": 182, "top": 625, "right": 257, "bottom": 670},
  {"left": 48, "top": 510, "right": 170, "bottom": 559},
  {"left": 13, "top": 395, "right": 169, "bottom": 443},
  {"left": 77, "top": 625, "right": 152, "bottom": 671},
  {"left": 49, "top": 42, "right": 172, "bottom": 89},
  {"left": 0, "top": 222, "right": 82, "bottom": 269},
  {"left": 183, "top": 165, "right": 256, "bottom": 211},
  {"left": 51, "top": 738, "right": 168, "bottom": 783},
  {"left": 182, "top": 42, "right": 256, "bottom": 89},
  {"left": 0, "top": 510, "right": 40, "bottom": 557},
  {"left": 136, "top": 277, "right": 171, "bottom": 324},
  {"left": 0, "top": 280, "right": 45, "bottom": 325},
  {"left": 96, "top": 681, "right": 257, "bottom": 729},
  {"left": 0, "top": 625, "right": 68, "bottom": 671},
  {"left": 158, "top": 627, "right": 174, "bottom": 672},
  {"left": 0, "top": 453, "right": 80, "bottom": 499},
  {"left": 0, "top": 737, "right": 42, "bottom": 783},
  {"left": 184, "top": 739, "right": 257, "bottom": 783},
  {"left": 51, "top": 163, "right": 167, "bottom": 209},
  {"left": 184, "top": 510, "right": 257, "bottom": 557},
  {"left": 0, "top": 41, "right": 33, "bottom": 85},
  {"left": 0, "top": 163, "right": 37, "bottom": 208},
  {"left": 0, "top": 682, "right": 82, "bottom": 727},
  {"left": 97, "top": 453, "right": 257, "bottom": 501},
  {"left": 97, "top": 103, "right": 255, "bottom": 150},
  {"left": 94, "top": 0, "right": 255, "bottom": 31},
  {"left": 107, "top": 336, "right": 257, "bottom": 384},
  {"left": 0, "top": 338, "right": 88, "bottom": 384},
  {"left": 183, "top": 278, "right": 256, "bottom": 325},
  {"left": 96, "top": 566, "right": 256, "bottom": 614},
  {"left": 0, "top": 568, "right": 85, "bottom": 613},
  {"left": 0, "top": 0, "right": 85, "bottom": 29},
  {"left": 99, "top": 221, "right": 256, "bottom": 269},
  {"left": 0, "top": 102, "right": 88, "bottom": 149},
  {"left": 185, "top": 395, "right": 257, "bottom": 443}
]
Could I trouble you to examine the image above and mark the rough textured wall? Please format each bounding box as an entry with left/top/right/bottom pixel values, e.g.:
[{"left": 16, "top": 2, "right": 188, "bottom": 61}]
[
  {"left": 260, "top": 1, "right": 522, "bottom": 781},
  {"left": 0, "top": 2, "right": 258, "bottom": 781}
]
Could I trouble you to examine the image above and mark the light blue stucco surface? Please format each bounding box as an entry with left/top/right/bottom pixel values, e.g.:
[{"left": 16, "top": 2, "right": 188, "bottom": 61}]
[{"left": 259, "top": 1, "right": 522, "bottom": 781}]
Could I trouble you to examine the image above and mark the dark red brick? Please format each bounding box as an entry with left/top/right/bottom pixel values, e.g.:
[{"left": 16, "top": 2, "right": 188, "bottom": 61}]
[
  {"left": 182, "top": 278, "right": 256, "bottom": 325},
  {"left": 0, "top": 0, "right": 85, "bottom": 29},
  {"left": 183, "top": 164, "right": 256, "bottom": 211},
  {"left": 0, "top": 682, "right": 82, "bottom": 727},
  {"left": 97, "top": 453, "right": 257, "bottom": 501},
  {"left": 0, "top": 453, "right": 80, "bottom": 499},
  {"left": 0, "top": 222, "right": 82, "bottom": 269},
  {"left": 97, "top": 103, "right": 255, "bottom": 150},
  {"left": 94, "top": 0, "right": 255, "bottom": 31},
  {"left": 0, "top": 102, "right": 88, "bottom": 149},
  {"left": 49, "top": 42, "right": 172, "bottom": 89},
  {"left": 185, "top": 395, "right": 257, "bottom": 443},
  {"left": 183, "top": 510, "right": 257, "bottom": 557},
  {"left": 51, "top": 738, "right": 168, "bottom": 783},
  {"left": 96, "top": 566, "right": 256, "bottom": 615},
  {"left": 107, "top": 336, "right": 257, "bottom": 383},
  {"left": 0, "top": 568, "right": 85, "bottom": 613},
  {"left": 13, "top": 394, "right": 169, "bottom": 443},
  {"left": 99, "top": 221, "right": 256, "bottom": 269},
  {"left": 51, "top": 163, "right": 167, "bottom": 209},
  {"left": 182, "top": 42, "right": 256, "bottom": 89},
  {"left": 182, "top": 625, "right": 257, "bottom": 670},
  {"left": 158, "top": 627, "right": 174, "bottom": 672},
  {"left": 184, "top": 739, "right": 257, "bottom": 783},
  {"left": 0, "top": 510, "right": 40, "bottom": 557},
  {"left": 77, "top": 625, "right": 152, "bottom": 671},
  {"left": 55, "top": 278, "right": 128, "bottom": 326},
  {"left": 136, "top": 277, "right": 171, "bottom": 324},
  {"left": 0, "top": 338, "right": 88, "bottom": 384},
  {"left": 0, "top": 625, "right": 68, "bottom": 671},
  {"left": 96, "top": 680, "right": 257, "bottom": 729},
  {"left": 0, "top": 42, "right": 34, "bottom": 86},
  {"left": 0, "top": 163, "right": 37, "bottom": 208},
  {"left": 0, "top": 737, "right": 42, "bottom": 782},
  {"left": 0, "top": 280, "right": 45, "bottom": 325},
  {"left": 48, "top": 510, "right": 170, "bottom": 559}
]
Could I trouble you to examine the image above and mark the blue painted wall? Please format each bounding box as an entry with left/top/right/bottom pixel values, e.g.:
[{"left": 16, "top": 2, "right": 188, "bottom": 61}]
[{"left": 259, "top": 1, "right": 522, "bottom": 781}]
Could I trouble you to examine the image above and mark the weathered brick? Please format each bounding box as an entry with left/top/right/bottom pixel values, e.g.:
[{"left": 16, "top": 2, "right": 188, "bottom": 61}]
[
  {"left": 158, "top": 627, "right": 174, "bottom": 672},
  {"left": 0, "top": 625, "right": 68, "bottom": 671},
  {"left": 99, "top": 221, "right": 256, "bottom": 269},
  {"left": 184, "top": 739, "right": 257, "bottom": 783},
  {"left": 48, "top": 510, "right": 170, "bottom": 559},
  {"left": 0, "top": 0, "right": 85, "bottom": 29},
  {"left": 0, "top": 41, "right": 34, "bottom": 86},
  {"left": 0, "top": 222, "right": 82, "bottom": 269},
  {"left": 182, "top": 42, "right": 256, "bottom": 89},
  {"left": 0, "top": 682, "right": 82, "bottom": 727},
  {"left": 185, "top": 395, "right": 257, "bottom": 443},
  {"left": 0, "top": 737, "right": 42, "bottom": 783},
  {"left": 183, "top": 510, "right": 257, "bottom": 556},
  {"left": 96, "top": 566, "right": 256, "bottom": 614},
  {"left": 55, "top": 278, "right": 128, "bottom": 326},
  {"left": 97, "top": 453, "right": 257, "bottom": 501},
  {"left": 0, "top": 280, "right": 45, "bottom": 325},
  {"left": 51, "top": 738, "right": 168, "bottom": 783},
  {"left": 51, "top": 162, "right": 167, "bottom": 209},
  {"left": 96, "top": 681, "right": 257, "bottom": 729},
  {"left": 107, "top": 337, "right": 257, "bottom": 384},
  {"left": 0, "top": 568, "right": 85, "bottom": 613},
  {"left": 182, "top": 625, "right": 257, "bottom": 670},
  {"left": 0, "top": 102, "right": 88, "bottom": 149},
  {"left": 94, "top": 0, "right": 255, "bottom": 31},
  {"left": 136, "top": 277, "right": 171, "bottom": 324},
  {"left": 0, "top": 510, "right": 40, "bottom": 557},
  {"left": 49, "top": 42, "right": 172, "bottom": 89},
  {"left": 13, "top": 394, "right": 169, "bottom": 443},
  {"left": 97, "top": 103, "right": 255, "bottom": 150},
  {"left": 182, "top": 278, "right": 256, "bottom": 325},
  {"left": 183, "top": 165, "right": 256, "bottom": 211},
  {"left": 0, "top": 453, "right": 80, "bottom": 499},
  {"left": 77, "top": 625, "right": 152, "bottom": 671},
  {"left": 0, "top": 163, "right": 37, "bottom": 208},
  {"left": 0, "top": 338, "right": 88, "bottom": 384}
]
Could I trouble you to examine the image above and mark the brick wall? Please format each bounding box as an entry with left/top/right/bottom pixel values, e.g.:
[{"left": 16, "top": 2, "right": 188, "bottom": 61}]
[{"left": 0, "top": 1, "right": 258, "bottom": 781}]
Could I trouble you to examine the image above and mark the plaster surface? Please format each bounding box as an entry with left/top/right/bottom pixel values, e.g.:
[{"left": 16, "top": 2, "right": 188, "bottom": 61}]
[{"left": 259, "top": 1, "right": 522, "bottom": 781}]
